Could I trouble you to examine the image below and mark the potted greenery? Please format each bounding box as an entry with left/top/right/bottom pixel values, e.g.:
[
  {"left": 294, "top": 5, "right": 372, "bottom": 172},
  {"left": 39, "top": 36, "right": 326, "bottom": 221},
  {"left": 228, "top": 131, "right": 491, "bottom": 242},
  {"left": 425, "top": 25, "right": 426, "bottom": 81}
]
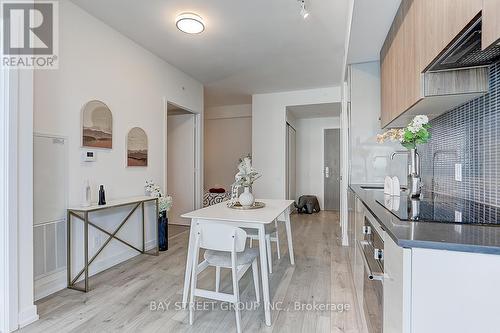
[{"left": 377, "top": 115, "right": 431, "bottom": 197}]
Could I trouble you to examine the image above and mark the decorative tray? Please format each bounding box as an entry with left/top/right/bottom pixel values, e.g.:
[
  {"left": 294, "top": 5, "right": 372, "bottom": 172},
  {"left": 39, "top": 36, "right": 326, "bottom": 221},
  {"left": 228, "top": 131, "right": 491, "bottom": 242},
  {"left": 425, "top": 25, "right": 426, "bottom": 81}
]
[{"left": 228, "top": 201, "right": 266, "bottom": 210}]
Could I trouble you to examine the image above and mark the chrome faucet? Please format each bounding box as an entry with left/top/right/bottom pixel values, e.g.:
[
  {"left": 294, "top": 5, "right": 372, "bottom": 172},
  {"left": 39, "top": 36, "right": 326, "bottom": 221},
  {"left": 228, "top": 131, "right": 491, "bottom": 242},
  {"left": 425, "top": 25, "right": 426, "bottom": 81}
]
[{"left": 391, "top": 150, "right": 422, "bottom": 198}]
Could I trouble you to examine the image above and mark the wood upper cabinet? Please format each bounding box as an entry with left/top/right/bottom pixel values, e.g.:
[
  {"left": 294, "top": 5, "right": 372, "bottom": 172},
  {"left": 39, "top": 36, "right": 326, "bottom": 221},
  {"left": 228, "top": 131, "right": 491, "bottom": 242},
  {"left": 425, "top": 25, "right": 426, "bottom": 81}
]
[
  {"left": 380, "top": 0, "right": 422, "bottom": 127},
  {"left": 482, "top": 0, "right": 500, "bottom": 50},
  {"left": 419, "top": 0, "right": 482, "bottom": 70},
  {"left": 380, "top": 0, "right": 483, "bottom": 128}
]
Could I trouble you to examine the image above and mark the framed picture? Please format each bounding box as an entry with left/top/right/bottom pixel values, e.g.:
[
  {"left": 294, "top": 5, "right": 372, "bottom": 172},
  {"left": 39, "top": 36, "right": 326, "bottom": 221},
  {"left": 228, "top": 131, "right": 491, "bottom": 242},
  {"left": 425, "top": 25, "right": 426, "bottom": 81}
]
[
  {"left": 81, "top": 100, "right": 113, "bottom": 149},
  {"left": 127, "top": 127, "right": 148, "bottom": 167}
]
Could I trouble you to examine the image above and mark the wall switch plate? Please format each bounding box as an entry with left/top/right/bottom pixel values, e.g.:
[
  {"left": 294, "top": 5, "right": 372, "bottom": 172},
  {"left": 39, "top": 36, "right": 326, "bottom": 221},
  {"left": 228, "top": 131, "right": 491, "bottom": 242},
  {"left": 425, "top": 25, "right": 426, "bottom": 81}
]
[
  {"left": 81, "top": 150, "right": 96, "bottom": 162},
  {"left": 455, "top": 163, "right": 462, "bottom": 181}
]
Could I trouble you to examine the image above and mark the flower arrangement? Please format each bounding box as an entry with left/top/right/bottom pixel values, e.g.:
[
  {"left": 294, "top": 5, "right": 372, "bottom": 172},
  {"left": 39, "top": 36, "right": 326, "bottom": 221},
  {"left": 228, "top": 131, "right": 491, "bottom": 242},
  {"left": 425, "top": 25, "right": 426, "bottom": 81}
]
[
  {"left": 227, "top": 155, "right": 261, "bottom": 207},
  {"left": 144, "top": 180, "right": 172, "bottom": 214},
  {"left": 377, "top": 115, "right": 431, "bottom": 150},
  {"left": 233, "top": 155, "right": 261, "bottom": 188}
]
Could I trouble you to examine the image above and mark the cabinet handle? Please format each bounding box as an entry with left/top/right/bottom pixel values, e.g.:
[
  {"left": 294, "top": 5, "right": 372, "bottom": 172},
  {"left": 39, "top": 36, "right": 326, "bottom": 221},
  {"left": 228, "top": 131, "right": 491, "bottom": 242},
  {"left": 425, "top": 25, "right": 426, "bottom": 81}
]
[
  {"left": 374, "top": 248, "right": 384, "bottom": 260},
  {"left": 357, "top": 240, "right": 384, "bottom": 282},
  {"left": 362, "top": 225, "right": 371, "bottom": 235}
]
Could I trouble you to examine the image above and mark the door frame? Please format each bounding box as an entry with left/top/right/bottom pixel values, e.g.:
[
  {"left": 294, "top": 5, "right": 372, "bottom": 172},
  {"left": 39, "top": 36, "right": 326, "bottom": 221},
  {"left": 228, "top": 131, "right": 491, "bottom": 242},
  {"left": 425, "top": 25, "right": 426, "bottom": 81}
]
[
  {"left": 285, "top": 122, "right": 296, "bottom": 200},
  {"left": 1, "top": 55, "right": 12, "bottom": 333},
  {"left": 322, "top": 127, "right": 341, "bottom": 211},
  {"left": 163, "top": 100, "right": 203, "bottom": 212}
]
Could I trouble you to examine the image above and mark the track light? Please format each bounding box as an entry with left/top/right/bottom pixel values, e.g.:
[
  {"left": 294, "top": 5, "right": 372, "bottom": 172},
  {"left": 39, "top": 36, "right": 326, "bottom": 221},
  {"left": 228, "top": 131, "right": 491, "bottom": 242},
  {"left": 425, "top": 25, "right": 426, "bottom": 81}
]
[{"left": 299, "top": 0, "right": 309, "bottom": 19}]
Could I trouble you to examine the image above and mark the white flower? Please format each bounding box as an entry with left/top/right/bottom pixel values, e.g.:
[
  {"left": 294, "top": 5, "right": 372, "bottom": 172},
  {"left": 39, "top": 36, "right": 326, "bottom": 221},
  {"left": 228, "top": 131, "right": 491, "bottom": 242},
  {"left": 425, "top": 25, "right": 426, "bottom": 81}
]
[
  {"left": 408, "top": 115, "right": 428, "bottom": 132},
  {"left": 159, "top": 195, "right": 172, "bottom": 212},
  {"left": 144, "top": 180, "right": 172, "bottom": 213},
  {"left": 413, "top": 115, "right": 429, "bottom": 125},
  {"left": 233, "top": 155, "right": 260, "bottom": 187},
  {"left": 407, "top": 124, "right": 420, "bottom": 134}
]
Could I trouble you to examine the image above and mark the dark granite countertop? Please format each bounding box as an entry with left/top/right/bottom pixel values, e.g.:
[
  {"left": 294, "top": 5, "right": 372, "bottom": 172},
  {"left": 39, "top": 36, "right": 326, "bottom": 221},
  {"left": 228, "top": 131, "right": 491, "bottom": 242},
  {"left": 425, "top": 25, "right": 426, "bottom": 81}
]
[{"left": 350, "top": 184, "right": 500, "bottom": 255}]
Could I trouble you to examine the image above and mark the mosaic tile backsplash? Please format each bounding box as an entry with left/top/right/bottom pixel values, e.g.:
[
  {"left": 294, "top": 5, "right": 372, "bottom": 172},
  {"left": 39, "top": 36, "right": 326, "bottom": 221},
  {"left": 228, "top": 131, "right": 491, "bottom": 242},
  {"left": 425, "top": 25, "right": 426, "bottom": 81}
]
[{"left": 419, "top": 61, "right": 500, "bottom": 207}]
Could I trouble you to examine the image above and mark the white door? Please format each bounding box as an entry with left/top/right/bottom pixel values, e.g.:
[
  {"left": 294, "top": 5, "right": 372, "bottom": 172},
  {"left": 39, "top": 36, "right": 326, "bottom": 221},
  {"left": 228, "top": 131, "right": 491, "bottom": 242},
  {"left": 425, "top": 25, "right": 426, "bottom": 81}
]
[{"left": 167, "top": 114, "right": 195, "bottom": 225}]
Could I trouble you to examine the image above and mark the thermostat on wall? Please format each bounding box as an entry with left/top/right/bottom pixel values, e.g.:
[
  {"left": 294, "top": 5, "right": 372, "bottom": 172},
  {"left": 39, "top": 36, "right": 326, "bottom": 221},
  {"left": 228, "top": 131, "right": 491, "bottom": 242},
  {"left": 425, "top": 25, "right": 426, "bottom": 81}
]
[{"left": 81, "top": 150, "right": 96, "bottom": 162}]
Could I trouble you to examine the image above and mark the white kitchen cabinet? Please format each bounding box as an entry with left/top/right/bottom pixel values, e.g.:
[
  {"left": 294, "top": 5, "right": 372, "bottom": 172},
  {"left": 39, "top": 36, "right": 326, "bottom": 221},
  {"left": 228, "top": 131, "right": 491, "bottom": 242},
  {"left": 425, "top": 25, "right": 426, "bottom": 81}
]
[
  {"left": 383, "top": 234, "right": 411, "bottom": 333},
  {"left": 411, "top": 248, "right": 500, "bottom": 333}
]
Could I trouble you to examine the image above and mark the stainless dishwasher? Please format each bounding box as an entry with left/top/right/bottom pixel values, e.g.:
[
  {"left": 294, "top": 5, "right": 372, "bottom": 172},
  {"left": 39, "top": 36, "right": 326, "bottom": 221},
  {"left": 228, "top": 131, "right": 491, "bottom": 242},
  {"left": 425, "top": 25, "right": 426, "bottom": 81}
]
[{"left": 357, "top": 214, "right": 384, "bottom": 333}]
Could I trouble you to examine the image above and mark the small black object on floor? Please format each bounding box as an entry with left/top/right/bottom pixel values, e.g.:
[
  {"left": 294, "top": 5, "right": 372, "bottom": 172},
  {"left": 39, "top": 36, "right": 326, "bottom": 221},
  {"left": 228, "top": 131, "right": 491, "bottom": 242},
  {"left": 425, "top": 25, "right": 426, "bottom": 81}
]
[{"left": 295, "top": 195, "right": 320, "bottom": 214}]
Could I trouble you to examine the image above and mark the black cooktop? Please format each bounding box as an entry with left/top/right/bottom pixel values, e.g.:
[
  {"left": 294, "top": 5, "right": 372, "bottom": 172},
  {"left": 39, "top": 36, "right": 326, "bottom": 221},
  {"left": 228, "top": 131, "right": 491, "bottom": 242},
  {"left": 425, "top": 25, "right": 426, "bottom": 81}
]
[{"left": 375, "top": 191, "right": 500, "bottom": 225}]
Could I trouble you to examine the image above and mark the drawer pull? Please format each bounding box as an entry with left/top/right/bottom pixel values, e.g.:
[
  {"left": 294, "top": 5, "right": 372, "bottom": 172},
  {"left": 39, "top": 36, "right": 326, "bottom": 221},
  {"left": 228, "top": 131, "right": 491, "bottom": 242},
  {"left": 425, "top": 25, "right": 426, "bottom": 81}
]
[
  {"left": 374, "top": 248, "right": 384, "bottom": 260},
  {"left": 357, "top": 240, "right": 384, "bottom": 282},
  {"left": 362, "top": 225, "right": 371, "bottom": 235}
]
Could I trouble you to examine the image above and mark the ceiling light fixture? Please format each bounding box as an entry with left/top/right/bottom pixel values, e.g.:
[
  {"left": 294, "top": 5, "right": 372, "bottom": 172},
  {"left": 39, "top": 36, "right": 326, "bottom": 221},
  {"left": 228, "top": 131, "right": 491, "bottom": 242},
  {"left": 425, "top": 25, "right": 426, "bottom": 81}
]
[
  {"left": 299, "top": 0, "right": 309, "bottom": 19},
  {"left": 176, "top": 13, "right": 205, "bottom": 34}
]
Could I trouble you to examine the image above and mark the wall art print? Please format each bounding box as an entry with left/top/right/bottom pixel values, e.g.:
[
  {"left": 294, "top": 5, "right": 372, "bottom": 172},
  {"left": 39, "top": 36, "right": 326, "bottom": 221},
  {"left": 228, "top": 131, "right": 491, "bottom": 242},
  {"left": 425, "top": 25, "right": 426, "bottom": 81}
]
[
  {"left": 127, "top": 127, "right": 148, "bottom": 167},
  {"left": 81, "top": 100, "right": 113, "bottom": 149}
]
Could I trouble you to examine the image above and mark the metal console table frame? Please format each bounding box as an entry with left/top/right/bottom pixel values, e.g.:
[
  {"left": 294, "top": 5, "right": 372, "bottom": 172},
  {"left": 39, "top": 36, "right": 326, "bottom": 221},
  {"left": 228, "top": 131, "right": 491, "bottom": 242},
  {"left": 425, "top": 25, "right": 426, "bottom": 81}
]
[{"left": 67, "top": 196, "right": 159, "bottom": 292}]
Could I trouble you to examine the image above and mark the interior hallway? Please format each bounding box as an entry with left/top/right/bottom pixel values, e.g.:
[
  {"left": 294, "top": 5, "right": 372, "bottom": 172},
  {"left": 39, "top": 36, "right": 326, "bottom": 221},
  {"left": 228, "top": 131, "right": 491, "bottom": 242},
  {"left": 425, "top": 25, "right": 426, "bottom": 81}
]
[{"left": 20, "top": 212, "right": 366, "bottom": 333}]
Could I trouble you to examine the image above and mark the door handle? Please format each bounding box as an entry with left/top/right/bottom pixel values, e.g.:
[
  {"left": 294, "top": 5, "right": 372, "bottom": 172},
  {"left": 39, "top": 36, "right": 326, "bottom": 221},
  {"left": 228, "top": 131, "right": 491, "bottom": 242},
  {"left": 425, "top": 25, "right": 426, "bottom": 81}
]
[{"left": 325, "top": 166, "right": 330, "bottom": 178}]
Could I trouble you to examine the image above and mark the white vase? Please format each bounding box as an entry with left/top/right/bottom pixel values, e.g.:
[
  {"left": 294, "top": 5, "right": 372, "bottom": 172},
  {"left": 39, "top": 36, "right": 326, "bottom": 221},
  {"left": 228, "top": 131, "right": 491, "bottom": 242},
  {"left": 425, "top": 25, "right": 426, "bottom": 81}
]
[
  {"left": 239, "top": 187, "right": 255, "bottom": 207},
  {"left": 81, "top": 179, "right": 91, "bottom": 207}
]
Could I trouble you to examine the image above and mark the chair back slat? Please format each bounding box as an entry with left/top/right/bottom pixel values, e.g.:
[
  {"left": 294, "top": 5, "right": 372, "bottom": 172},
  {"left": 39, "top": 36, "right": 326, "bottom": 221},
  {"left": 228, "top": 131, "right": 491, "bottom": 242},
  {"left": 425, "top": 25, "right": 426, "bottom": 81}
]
[{"left": 194, "top": 220, "right": 247, "bottom": 252}]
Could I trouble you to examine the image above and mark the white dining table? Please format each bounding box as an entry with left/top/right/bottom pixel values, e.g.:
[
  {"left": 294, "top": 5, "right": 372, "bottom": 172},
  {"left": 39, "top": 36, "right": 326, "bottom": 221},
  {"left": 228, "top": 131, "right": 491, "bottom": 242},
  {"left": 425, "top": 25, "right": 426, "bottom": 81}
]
[{"left": 181, "top": 199, "right": 295, "bottom": 326}]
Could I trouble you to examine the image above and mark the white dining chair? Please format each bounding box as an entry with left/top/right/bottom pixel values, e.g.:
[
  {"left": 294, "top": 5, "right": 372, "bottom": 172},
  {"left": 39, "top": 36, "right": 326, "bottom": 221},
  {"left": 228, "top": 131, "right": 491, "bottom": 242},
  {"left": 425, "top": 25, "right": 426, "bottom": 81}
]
[
  {"left": 189, "top": 221, "right": 260, "bottom": 333},
  {"left": 246, "top": 219, "right": 280, "bottom": 273}
]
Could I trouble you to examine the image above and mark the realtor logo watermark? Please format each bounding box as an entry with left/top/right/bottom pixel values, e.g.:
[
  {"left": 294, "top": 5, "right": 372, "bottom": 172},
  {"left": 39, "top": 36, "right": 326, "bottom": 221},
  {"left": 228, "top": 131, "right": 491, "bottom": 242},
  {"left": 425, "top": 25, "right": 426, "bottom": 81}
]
[{"left": 1, "top": 0, "right": 58, "bottom": 69}]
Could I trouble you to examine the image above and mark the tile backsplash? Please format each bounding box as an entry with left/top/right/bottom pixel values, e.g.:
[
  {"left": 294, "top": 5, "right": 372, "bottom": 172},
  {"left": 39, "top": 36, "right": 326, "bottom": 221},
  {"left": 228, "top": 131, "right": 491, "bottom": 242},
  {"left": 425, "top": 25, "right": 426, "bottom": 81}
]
[{"left": 419, "top": 62, "right": 500, "bottom": 207}]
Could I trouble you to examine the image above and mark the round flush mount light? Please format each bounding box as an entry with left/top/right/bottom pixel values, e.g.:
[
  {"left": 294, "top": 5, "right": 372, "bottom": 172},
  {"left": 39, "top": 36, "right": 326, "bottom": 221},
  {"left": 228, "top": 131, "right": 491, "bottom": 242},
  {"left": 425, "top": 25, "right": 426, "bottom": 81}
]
[{"left": 176, "top": 13, "right": 205, "bottom": 34}]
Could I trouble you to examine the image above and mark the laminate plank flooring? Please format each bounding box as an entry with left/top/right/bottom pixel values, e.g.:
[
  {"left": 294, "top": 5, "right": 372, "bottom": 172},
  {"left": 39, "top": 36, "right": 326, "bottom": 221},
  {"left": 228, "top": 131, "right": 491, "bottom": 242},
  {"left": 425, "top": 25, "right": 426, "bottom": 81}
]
[{"left": 19, "top": 212, "right": 366, "bottom": 333}]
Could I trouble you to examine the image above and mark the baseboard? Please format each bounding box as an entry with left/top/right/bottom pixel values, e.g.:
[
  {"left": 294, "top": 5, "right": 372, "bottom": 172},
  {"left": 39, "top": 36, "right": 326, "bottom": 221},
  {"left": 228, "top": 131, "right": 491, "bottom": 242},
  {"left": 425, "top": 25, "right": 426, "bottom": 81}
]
[
  {"left": 34, "top": 269, "right": 67, "bottom": 301},
  {"left": 86, "top": 239, "right": 157, "bottom": 278},
  {"left": 34, "top": 239, "right": 157, "bottom": 300},
  {"left": 18, "top": 305, "right": 39, "bottom": 328}
]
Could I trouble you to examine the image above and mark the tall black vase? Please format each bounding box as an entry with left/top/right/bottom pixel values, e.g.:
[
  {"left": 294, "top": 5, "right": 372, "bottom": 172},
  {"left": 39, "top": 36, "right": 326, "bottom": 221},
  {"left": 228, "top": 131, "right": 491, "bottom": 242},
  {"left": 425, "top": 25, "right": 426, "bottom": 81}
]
[{"left": 158, "top": 212, "right": 168, "bottom": 251}]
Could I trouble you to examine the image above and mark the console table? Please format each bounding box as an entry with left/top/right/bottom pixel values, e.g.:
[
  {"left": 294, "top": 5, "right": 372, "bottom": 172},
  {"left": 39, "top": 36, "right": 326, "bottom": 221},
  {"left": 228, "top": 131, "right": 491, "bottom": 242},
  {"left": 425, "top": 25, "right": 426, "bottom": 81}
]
[{"left": 67, "top": 196, "right": 159, "bottom": 292}]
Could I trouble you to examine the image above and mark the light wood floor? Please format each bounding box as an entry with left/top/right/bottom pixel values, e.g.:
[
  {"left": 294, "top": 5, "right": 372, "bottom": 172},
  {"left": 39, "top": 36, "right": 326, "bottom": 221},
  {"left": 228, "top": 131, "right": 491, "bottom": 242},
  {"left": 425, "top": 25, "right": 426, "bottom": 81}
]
[{"left": 20, "top": 212, "right": 366, "bottom": 333}]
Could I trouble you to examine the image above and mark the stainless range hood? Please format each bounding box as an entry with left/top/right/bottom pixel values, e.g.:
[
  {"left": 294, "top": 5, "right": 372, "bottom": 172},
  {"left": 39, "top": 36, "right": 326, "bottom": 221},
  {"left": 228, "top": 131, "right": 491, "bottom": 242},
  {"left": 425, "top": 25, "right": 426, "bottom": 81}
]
[
  {"left": 386, "top": 17, "right": 494, "bottom": 128},
  {"left": 427, "top": 17, "right": 500, "bottom": 72}
]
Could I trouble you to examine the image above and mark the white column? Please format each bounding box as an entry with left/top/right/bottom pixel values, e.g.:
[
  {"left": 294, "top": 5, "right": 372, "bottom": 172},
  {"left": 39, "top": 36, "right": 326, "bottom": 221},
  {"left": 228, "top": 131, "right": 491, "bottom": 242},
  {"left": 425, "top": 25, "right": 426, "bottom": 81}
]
[
  {"left": 17, "top": 68, "right": 39, "bottom": 328},
  {"left": 1, "top": 52, "right": 11, "bottom": 333}
]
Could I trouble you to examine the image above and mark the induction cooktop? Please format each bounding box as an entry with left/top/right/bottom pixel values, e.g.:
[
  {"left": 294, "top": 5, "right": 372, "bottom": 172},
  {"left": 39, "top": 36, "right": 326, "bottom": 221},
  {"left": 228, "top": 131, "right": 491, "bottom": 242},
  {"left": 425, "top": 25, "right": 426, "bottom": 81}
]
[{"left": 375, "top": 191, "right": 500, "bottom": 225}]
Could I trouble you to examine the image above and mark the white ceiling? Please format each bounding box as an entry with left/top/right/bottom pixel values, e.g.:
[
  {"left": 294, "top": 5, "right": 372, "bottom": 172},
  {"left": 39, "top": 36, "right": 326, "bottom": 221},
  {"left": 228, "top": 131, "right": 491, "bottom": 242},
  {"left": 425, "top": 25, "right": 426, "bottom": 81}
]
[
  {"left": 71, "top": 0, "right": 350, "bottom": 107},
  {"left": 346, "top": 0, "right": 401, "bottom": 64},
  {"left": 287, "top": 103, "right": 341, "bottom": 119}
]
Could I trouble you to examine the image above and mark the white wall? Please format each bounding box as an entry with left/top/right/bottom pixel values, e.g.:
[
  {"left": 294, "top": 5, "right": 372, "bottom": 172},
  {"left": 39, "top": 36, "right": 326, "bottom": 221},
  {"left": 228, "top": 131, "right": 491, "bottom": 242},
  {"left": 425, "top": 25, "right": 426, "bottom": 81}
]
[
  {"left": 349, "top": 62, "right": 406, "bottom": 184},
  {"left": 295, "top": 117, "right": 341, "bottom": 208},
  {"left": 204, "top": 104, "right": 252, "bottom": 190},
  {"left": 252, "top": 87, "right": 342, "bottom": 199},
  {"left": 33, "top": 1, "right": 203, "bottom": 297}
]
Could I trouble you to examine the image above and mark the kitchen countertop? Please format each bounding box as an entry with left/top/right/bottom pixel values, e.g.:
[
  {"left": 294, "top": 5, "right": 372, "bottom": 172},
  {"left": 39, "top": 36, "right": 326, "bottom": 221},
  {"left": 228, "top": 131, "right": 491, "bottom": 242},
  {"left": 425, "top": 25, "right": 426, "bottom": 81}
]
[{"left": 350, "top": 184, "right": 500, "bottom": 255}]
